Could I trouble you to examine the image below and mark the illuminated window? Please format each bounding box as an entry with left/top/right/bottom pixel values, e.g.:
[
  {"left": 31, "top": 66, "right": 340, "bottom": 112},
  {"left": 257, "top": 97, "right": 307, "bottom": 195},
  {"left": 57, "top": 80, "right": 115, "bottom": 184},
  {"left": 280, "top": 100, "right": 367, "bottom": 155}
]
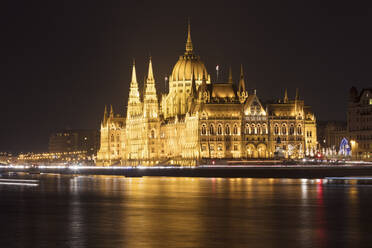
[
  {"left": 201, "top": 125, "right": 207, "bottom": 135},
  {"left": 217, "top": 124, "right": 223, "bottom": 135},
  {"left": 282, "top": 125, "right": 287, "bottom": 135},
  {"left": 297, "top": 125, "right": 302, "bottom": 135},
  {"left": 370, "top": 99, "right": 372, "bottom": 105},
  {"left": 262, "top": 124, "right": 267, "bottom": 134},
  {"left": 210, "top": 125, "right": 215, "bottom": 135},
  {"left": 274, "top": 125, "right": 279, "bottom": 135},
  {"left": 245, "top": 124, "right": 249, "bottom": 134},
  {"left": 225, "top": 125, "right": 230, "bottom": 135},
  {"left": 257, "top": 125, "right": 261, "bottom": 135},
  {"left": 233, "top": 124, "right": 238, "bottom": 135}
]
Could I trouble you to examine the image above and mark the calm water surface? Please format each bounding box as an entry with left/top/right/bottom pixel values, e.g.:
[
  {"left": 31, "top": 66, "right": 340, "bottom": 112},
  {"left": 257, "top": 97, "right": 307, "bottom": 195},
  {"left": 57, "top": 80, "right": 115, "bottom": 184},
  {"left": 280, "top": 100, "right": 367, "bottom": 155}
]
[{"left": 0, "top": 174, "right": 371, "bottom": 248}]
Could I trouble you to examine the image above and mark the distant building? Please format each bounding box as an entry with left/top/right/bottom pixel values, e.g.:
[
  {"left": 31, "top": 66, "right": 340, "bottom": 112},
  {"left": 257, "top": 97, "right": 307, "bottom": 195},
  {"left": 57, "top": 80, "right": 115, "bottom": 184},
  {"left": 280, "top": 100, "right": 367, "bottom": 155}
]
[
  {"left": 348, "top": 87, "right": 372, "bottom": 160},
  {"left": 49, "top": 129, "right": 99, "bottom": 155},
  {"left": 317, "top": 121, "right": 347, "bottom": 149}
]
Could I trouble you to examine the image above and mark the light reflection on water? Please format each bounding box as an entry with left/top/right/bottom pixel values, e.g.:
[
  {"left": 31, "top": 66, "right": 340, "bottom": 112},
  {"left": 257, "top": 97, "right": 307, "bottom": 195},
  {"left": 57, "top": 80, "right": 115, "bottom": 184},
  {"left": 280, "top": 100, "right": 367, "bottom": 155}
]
[{"left": 0, "top": 175, "right": 371, "bottom": 248}]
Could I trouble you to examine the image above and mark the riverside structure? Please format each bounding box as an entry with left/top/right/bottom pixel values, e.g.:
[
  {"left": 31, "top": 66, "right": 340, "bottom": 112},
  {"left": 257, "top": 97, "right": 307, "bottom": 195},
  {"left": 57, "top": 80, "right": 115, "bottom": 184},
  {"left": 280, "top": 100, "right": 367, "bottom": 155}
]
[{"left": 96, "top": 24, "right": 317, "bottom": 166}]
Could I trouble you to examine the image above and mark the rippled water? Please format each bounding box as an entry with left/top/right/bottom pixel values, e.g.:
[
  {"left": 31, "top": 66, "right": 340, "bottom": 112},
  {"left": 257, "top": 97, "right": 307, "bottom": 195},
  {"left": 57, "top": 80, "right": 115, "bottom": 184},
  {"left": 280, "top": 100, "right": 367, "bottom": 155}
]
[{"left": 0, "top": 174, "right": 371, "bottom": 247}]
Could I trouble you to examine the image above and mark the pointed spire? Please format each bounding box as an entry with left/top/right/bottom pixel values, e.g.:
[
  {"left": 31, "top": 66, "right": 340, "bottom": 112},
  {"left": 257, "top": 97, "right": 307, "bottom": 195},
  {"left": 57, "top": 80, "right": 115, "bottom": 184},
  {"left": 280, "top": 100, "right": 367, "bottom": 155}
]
[
  {"left": 185, "top": 18, "right": 193, "bottom": 54},
  {"left": 238, "top": 64, "right": 248, "bottom": 103},
  {"left": 228, "top": 66, "right": 233, "bottom": 84},
  {"left": 147, "top": 56, "right": 154, "bottom": 81},
  {"left": 284, "top": 88, "right": 288, "bottom": 103},
  {"left": 238, "top": 64, "right": 246, "bottom": 92},
  {"left": 131, "top": 59, "right": 137, "bottom": 85},
  {"left": 110, "top": 104, "right": 114, "bottom": 117},
  {"left": 103, "top": 105, "right": 108, "bottom": 124}
]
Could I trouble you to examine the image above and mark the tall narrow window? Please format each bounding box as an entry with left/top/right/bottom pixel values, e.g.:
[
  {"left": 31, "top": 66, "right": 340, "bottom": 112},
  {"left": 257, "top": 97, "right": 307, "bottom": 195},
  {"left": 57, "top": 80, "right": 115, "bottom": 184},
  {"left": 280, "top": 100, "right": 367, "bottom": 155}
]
[
  {"left": 218, "top": 124, "right": 223, "bottom": 135},
  {"left": 297, "top": 125, "right": 302, "bottom": 135},
  {"left": 282, "top": 125, "right": 287, "bottom": 135},
  {"left": 245, "top": 124, "right": 249, "bottom": 134},
  {"left": 274, "top": 125, "right": 279, "bottom": 135},
  {"left": 225, "top": 125, "right": 230, "bottom": 135},
  {"left": 201, "top": 125, "right": 207, "bottom": 135},
  {"left": 233, "top": 124, "right": 238, "bottom": 135},
  {"left": 210, "top": 125, "right": 215, "bottom": 135}
]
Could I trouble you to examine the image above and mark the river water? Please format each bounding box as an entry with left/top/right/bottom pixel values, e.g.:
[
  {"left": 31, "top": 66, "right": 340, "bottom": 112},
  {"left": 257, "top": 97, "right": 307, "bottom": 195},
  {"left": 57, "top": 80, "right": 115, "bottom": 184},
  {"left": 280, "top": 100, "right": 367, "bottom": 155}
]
[{"left": 0, "top": 174, "right": 371, "bottom": 247}]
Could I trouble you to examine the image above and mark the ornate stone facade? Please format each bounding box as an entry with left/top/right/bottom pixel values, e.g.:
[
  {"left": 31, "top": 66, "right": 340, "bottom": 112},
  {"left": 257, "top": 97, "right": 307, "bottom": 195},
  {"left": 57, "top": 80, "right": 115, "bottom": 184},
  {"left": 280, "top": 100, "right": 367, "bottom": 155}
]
[{"left": 96, "top": 24, "right": 317, "bottom": 165}]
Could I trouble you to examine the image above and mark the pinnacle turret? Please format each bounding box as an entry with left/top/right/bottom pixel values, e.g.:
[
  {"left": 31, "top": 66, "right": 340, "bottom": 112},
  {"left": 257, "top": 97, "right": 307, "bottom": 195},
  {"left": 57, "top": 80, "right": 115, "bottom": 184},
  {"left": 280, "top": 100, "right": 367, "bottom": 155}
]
[
  {"left": 284, "top": 88, "right": 288, "bottom": 103},
  {"left": 143, "top": 57, "right": 159, "bottom": 119},
  {"left": 238, "top": 64, "right": 248, "bottom": 103}
]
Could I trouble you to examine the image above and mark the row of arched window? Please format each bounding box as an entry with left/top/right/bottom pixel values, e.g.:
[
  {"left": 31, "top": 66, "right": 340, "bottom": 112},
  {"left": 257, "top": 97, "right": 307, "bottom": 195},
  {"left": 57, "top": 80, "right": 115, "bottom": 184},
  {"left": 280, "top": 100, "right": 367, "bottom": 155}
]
[
  {"left": 201, "top": 123, "right": 303, "bottom": 135},
  {"left": 201, "top": 124, "right": 240, "bottom": 135},
  {"left": 244, "top": 124, "right": 268, "bottom": 135},
  {"left": 273, "top": 124, "right": 302, "bottom": 135}
]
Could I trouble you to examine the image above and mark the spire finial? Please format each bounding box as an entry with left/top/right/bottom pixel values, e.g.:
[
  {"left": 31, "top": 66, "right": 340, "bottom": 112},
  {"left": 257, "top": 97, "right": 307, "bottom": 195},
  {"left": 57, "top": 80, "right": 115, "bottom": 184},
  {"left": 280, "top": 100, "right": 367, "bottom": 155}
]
[
  {"left": 131, "top": 59, "right": 137, "bottom": 84},
  {"left": 284, "top": 88, "right": 288, "bottom": 103},
  {"left": 185, "top": 18, "right": 193, "bottom": 54},
  {"left": 147, "top": 56, "right": 154, "bottom": 81},
  {"left": 228, "top": 66, "right": 233, "bottom": 84},
  {"left": 239, "top": 64, "right": 246, "bottom": 92},
  {"left": 110, "top": 104, "right": 114, "bottom": 117},
  {"left": 103, "top": 105, "right": 108, "bottom": 124}
]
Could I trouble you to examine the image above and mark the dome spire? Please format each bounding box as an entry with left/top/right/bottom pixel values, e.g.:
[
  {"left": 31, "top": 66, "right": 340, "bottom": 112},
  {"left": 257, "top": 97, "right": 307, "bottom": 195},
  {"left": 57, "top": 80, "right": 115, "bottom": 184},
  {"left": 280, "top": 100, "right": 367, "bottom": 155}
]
[{"left": 185, "top": 18, "right": 193, "bottom": 54}]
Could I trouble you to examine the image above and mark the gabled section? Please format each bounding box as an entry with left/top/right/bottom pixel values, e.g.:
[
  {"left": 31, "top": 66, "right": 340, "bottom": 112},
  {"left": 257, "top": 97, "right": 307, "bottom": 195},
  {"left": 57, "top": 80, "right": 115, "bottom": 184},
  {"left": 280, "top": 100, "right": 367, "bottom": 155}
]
[{"left": 244, "top": 94, "right": 266, "bottom": 116}]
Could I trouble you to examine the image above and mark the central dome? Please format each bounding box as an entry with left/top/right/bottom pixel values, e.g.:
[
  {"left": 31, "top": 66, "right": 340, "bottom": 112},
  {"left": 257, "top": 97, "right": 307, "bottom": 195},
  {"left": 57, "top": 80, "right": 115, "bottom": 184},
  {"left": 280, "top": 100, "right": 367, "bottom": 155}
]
[
  {"left": 170, "top": 22, "right": 209, "bottom": 82},
  {"left": 171, "top": 54, "right": 208, "bottom": 81}
]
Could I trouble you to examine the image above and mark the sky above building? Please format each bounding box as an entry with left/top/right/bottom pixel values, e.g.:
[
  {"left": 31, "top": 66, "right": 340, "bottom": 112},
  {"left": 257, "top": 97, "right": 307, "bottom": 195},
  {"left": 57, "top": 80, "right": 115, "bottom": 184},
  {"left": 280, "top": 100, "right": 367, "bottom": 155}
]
[{"left": 1, "top": 1, "right": 371, "bottom": 152}]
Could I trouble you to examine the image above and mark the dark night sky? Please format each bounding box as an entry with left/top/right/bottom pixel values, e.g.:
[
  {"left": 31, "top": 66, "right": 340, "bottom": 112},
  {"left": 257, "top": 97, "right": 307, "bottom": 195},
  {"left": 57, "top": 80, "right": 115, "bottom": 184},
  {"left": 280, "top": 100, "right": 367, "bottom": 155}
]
[{"left": 1, "top": 1, "right": 371, "bottom": 152}]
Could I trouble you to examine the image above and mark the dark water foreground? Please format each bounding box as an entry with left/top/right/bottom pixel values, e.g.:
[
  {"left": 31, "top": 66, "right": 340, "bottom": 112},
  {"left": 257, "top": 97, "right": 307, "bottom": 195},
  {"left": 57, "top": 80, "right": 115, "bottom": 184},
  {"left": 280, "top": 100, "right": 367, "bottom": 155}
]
[{"left": 0, "top": 174, "right": 372, "bottom": 248}]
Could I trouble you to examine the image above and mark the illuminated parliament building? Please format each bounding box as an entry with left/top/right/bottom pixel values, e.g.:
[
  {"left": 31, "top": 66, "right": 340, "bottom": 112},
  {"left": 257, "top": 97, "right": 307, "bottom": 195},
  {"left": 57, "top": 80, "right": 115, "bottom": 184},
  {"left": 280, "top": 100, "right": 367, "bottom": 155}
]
[{"left": 96, "top": 24, "right": 317, "bottom": 165}]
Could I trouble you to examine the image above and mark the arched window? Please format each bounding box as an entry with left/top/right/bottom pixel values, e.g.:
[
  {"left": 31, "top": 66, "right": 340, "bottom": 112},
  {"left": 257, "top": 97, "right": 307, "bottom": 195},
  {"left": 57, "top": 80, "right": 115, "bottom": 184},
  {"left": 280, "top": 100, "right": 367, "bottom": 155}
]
[
  {"left": 282, "top": 125, "right": 287, "bottom": 135},
  {"left": 297, "top": 125, "right": 302, "bottom": 135},
  {"left": 225, "top": 125, "right": 230, "bottom": 135},
  {"left": 217, "top": 124, "right": 223, "bottom": 135},
  {"left": 289, "top": 124, "right": 295, "bottom": 135},
  {"left": 210, "top": 124, "right": 215, "bottom": 135},
  {"left": 262, "top": 124, "right": 267, "bottom": 134},
  {"left": 233, "top": 124, "right": 238, "bottom": 135},
  {"left": 257, "top": 124, "right": 261, "bottom": 135},
  {"left": 201, "top": 125, "right": 207, "bottom": 135},
  {"left": 245, "top": 124, "right": 249, "bottom": 134},
  {"left": 111, "top": 135, "right": 115, "bottom": 142},
  {"left": 274, "top": 124, "right": 279, "bottom": 135},
  {"left": 251, "top": 124, "right": 256, "bottom": 134},
  {"left": 116, "top": 135, "right": 120, "bottom": 142}
]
